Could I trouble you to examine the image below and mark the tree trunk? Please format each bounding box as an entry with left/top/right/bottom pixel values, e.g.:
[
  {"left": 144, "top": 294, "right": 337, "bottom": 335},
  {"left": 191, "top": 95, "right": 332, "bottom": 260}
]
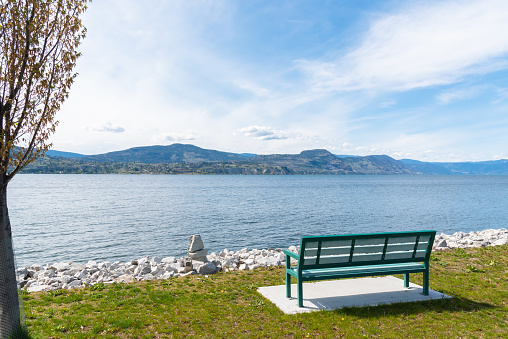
[{"left": 0, "top": 182, "right": 21, "bottom": 338}]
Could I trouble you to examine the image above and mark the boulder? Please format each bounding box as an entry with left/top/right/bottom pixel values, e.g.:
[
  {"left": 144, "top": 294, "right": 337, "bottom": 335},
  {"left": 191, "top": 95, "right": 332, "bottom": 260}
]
[
  {"left": 197, "top": 262, "right": 218, "bottom": 275},
  {"left": 435, "top": 239, "right": 448, "bottom": 248},
  {"left": 67, "top": 280, "right": 83, "bottom": 289},
  {"left": 248, "top": 264, "right": 261, "bottom": 271},
  {"left": 188, "top": 249, "right": 208, "bottom": 260},
  {"left": 493, "top": 237, "right": 508, "bottom": 246},
  {"left": 160, "top": 271, "right": 174, "bottom": 279},
  {"left": 151, "top": 257, "right": 162, "bottom": 264},
  {"left": 27, "top": 285, "right": 51, "bottom": 292},
  {"left": 50, "top": 262, "right": 71, "bottom": 271},
  {"left": 162, "top": 257, "right": 176, "bottom": 264},
  {"left": 188, "top": 235, "right": 204, "bottom": 252},
  {"left": 181, "top": 271, "right": 197, "bottom": 277}
]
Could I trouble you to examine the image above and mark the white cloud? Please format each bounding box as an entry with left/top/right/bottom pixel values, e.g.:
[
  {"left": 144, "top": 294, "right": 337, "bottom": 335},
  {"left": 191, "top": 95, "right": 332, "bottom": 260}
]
[
  {"left": 236, "top": 126, "right": 300, "bottom": 140},
  {"left": 493, "top": 87, "right": 508, "bottom": 103},
  {"left": 152, "top": 132, "right": 198, "bottom": 143},
  {"left": 436, "top": 86, "right": 484, "bottom": 104},
  {"left": 380, "top": 100, "right": 396, "bottom": 108},
  {"left": 91, "top": 122, "right": 125, "bottom": 133},
  {"left": 298, "top": 0, "right": 508, "bottom": 93},
  {"left": 230, "top": 80, "right": 271, "bottom": 97}
]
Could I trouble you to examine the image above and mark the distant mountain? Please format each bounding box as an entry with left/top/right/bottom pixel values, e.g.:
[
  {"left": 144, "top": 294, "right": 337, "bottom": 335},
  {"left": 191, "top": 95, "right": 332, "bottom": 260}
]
[
  {"left": 45, "top": 150, "right": 86, "bottom": 158},
  {"left": 249, "top": 149, "right": 412, "bottom": 174},
  {"left": 344, "top": 155, "right": 413, "bottom": 174},
  {"left": 82, "top": 144, "right": 249, "bottom": 164},
  {"left": 401, "top": 158, "right": 508, "bottom": 175},
  {"left": 24, "top": 144, "right": 508, "bottom": 175},
  {"left": 334, "top": 154, "right": 361, "bottom": 158},
  {"left": 249, "top": 149, "right": 353, "bottom": 174},
  {"left": 435, "top": 159, "right": 508, "bottom": 175},
  {"left": 399, "top": 159, "right": 453, "bottom": 175}
]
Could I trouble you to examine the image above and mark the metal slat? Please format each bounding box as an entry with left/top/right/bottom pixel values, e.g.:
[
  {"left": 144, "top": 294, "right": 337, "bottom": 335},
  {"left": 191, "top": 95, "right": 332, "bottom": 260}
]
[
  {"left": 381, "top": 237, "right": 389, "bottom": 260},
  {"left": 412, "top": 235, "right": 421, "bottom": 258},
  {"left": 316, "top": 241, "right": 322, "bottom": 265},
  {"left": 348, "top": 239, "right": 356, "bottom": 262}
]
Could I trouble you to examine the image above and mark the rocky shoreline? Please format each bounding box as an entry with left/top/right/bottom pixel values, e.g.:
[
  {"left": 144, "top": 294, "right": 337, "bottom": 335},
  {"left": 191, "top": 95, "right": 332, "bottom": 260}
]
[{"left": 17, "top": 229, "right": 508, "bottom": 293}]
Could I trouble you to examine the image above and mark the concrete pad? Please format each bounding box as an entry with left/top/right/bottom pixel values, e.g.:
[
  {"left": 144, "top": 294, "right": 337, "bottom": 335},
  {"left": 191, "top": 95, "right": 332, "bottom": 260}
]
[{"left": 257, "top": 276, "right": 451, "bottom": 314}]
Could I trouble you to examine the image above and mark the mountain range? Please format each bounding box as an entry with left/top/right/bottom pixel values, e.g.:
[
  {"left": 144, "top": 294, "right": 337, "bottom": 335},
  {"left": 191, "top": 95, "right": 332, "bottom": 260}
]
[{"left": 30, "top": 143, "right": 508, "bottom": 175}]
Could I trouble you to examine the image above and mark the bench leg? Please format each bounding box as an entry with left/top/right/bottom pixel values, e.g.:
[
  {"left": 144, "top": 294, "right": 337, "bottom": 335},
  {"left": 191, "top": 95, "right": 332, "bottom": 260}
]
[
  {"left": 404, "top": 273, "right": 410, "bottom": 288},
  {"left": 297, "top": 278, "right": 303, "bottom": 307},
  {"left": 286, "top": 272, "right": 291, "bottom": 298},
  {"left": 422, "top": 269, "right": 429, "bottom": 295}
]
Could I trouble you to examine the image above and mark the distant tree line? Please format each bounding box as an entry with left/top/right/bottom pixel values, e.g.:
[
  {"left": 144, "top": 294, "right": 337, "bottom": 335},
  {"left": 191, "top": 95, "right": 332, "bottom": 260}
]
[{"left": 20, "top": 157, "right": 294, "bottom": 175}]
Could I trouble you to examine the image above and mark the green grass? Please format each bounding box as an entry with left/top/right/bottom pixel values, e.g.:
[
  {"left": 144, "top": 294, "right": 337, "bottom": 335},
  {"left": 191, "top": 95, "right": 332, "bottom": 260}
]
[{"left": 23, "top": 244, "right": 508, "bottom": 338}]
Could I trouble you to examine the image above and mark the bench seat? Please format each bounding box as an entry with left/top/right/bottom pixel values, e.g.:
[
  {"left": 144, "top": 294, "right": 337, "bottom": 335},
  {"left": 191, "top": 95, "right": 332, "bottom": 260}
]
[
  {"left": 288, "top": 262, "right": 426, "bottom": 281},
  {"left": 285, "top": 230, "right": 436, "bottom": 307}
]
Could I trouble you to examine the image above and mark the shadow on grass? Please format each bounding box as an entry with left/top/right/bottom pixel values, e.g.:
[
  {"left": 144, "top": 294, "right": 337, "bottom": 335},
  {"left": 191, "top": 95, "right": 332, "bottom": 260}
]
[{"left": 335, "top": 296, "right": 496, "bottom": 318}]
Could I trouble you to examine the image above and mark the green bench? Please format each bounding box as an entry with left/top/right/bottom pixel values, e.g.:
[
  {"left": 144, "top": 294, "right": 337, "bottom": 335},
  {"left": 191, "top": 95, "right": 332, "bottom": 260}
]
[{"left": 284, "top": 230, "right": 436, "bottom": 307}]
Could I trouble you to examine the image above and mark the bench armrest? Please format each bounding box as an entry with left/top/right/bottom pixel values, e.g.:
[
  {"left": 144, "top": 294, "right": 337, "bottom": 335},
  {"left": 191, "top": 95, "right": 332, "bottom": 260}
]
[{"left": 283, "top": 249, "right": 299, "bottom": 260}]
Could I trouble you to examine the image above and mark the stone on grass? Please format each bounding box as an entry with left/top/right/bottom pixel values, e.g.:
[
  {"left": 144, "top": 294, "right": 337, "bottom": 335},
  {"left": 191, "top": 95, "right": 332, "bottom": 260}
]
[
  {"left": 116, "top": 274, "right": 135, "bottom": 283},
  {"left": 197, "top": 262, "right": 218, "bottom": 275}
]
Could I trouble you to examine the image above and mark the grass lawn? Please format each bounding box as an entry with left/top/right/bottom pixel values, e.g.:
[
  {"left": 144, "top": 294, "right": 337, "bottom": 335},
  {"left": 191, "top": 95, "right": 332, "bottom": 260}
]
[{"left": 23, "top": 244, "right": 507, "bottom": 338}]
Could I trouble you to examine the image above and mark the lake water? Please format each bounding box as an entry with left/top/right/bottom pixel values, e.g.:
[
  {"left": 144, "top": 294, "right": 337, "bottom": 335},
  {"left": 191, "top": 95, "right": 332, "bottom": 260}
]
[{"left": 8, "top": 174, "right": 508, "bottom": 267}]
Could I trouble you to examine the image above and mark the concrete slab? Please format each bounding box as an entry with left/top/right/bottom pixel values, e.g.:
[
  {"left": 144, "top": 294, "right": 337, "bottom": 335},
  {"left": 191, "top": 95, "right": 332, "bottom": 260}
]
[{"left": 257, "top": 276, "right": 451, "bottom": 314}]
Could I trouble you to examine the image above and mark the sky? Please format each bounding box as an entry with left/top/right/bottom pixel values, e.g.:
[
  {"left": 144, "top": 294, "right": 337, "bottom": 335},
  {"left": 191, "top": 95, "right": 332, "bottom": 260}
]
[{"left": 50, "top": 0, "right": 508, "bottom": 162}]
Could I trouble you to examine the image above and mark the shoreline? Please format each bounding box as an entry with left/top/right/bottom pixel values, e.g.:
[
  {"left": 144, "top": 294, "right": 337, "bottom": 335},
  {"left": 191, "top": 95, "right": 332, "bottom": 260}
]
[{"left": 17, "top": 228, "right": 508, "bottom": 293}]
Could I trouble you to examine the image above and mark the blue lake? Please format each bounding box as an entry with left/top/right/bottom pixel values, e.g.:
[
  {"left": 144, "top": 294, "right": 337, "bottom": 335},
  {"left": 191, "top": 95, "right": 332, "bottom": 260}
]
[{"left": 8, "top": 174, "right": 508, "bottom": 267}]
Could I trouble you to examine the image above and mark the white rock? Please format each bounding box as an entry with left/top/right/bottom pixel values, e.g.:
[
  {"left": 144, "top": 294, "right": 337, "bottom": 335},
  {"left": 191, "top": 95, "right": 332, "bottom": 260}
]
[
  {"left": 151, "top": 265, "right": 162, "bottom": 276},
  {"left": 223, "top": 258, "right": 237, "bottom": 268},
  {"left": 188, "top": 249, "right": 208, "bottom": 260},
  {"left": 197, "top": 262, "right": 218, "bottom": 275},
  {"left": 248, "top": 264, "right": 261, "bottom": 271},
  {"left": 493, "top": 237, "right": 508, "bottom": 246},
  {"left": 161, "top": 271, "right": 174, "bottom": 279},
  {"left": 168, "top": 263, "right": 182, "bottom": 271},
  {"left": 42, "top": 270, "right": 56, "bottom": 278},
  {"left": 86, "top": 260, "right": 98, "bottom": 269},
  {"left": 50, "top": 262, "right": 71, "bottom": 271},
  {"left": 115, "top": 274, "right": 135, "bottom": 283},
  {"left": 27, "top": 285, "right": 51, "bottom": 292},
  {"left": 67, "top": 280, "right": 83, "bottom": 289},
  {"left": 243, "top": 258, "right": 255, "bottom": 265},
  {"left": 74, "top": 270, "right": 88, "bottom": 280},
  {"left": 109, "top": 262, "right": 120, "bottom": 270},
  {"left": 151, "top": 256, "right": 163, "bottom": 264},
  {"left": 58, "top": 276, "right": 73, "bottom": 284},
  {"left": 435, "top": 239, "right": 448, "bottom": 248},
  {"left": 266, "top": 257, "right": 281, "bottom": 266},
  {"left": 162, "top": 257, "right": 176, "bottom": 264},
  {"left": 188, "top": 235, "right": 205, "bottom": 252},
  {"left": 181, "top": 271, "right": 197, "bottom": 277},
  {"left": 137, "top": 257, "right": 150, "bottom": 265},
  {"left": 30, "top": 265, "right": 42, "bottom": 272}
]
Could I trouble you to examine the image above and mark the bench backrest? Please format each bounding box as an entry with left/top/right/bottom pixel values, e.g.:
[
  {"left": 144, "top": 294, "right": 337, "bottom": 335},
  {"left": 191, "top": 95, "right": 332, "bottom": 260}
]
[{"left": 298, "top": 230, "right": 436, "bottom": 270}]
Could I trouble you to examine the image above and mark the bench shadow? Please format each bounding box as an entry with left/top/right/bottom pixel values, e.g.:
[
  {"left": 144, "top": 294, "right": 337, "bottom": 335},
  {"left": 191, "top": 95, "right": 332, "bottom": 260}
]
[{"left": 326, "top": 295, "right": 496, "bottom": 318}]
